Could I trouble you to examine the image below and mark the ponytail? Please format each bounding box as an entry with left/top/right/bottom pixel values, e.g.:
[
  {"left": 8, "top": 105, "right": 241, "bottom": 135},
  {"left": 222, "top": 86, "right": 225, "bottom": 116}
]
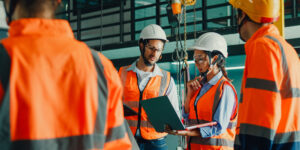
[
  {"left": 220, "top": 65, "right": 232, "bottom": 82},
  {"left": 211, "top": 51, "right": 232, "bottom": 82}
]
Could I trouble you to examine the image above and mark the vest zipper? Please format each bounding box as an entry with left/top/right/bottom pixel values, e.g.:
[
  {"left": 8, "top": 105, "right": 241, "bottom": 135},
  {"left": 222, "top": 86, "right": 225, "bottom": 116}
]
[{"left": 135, "top": 73, "right": 152, "bottom": 138}]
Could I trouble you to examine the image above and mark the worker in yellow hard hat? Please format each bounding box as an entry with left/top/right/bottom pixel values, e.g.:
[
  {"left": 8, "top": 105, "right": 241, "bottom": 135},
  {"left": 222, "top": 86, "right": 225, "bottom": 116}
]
[{"left": 229, "top": 0, "right": 300, "bottom": 149}]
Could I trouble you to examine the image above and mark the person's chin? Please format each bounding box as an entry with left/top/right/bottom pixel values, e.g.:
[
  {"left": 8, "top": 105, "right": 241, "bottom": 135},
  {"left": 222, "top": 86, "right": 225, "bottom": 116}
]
[{"left": 149, "top": 60, "right": 157, "bottom": 65}]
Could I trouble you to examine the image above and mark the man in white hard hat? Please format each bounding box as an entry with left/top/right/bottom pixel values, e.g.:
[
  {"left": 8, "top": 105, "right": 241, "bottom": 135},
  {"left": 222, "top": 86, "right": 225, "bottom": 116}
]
[{"left": 118, "top": 24, "right": 180, "bottom": 150}]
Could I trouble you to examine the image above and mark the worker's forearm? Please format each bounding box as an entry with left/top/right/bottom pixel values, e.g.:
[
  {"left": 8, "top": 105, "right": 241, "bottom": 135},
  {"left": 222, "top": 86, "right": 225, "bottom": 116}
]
[{"left": 184, "top": 95, "right": 191, "bottom": 113}]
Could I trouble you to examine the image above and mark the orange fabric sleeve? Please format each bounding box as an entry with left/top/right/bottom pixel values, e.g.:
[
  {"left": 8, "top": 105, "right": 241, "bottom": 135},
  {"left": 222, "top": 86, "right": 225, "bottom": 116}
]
[
  {"left": 240, "top": 38, "right": 282, "bottom": 131},
  {"left": 98, "top": 53, "right": 132, "bottom": 150}
]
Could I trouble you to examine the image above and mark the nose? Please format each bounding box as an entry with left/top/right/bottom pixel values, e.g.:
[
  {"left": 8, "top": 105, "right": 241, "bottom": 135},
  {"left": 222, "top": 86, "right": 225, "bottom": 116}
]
[{"left": 150, "top": 49, "right": 159, "bottom": 56}]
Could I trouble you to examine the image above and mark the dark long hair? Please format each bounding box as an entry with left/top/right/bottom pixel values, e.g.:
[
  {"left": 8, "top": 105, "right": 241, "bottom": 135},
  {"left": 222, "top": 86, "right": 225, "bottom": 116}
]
[{"left": 211, "top": 51, "right": 232, "bottom": 82}]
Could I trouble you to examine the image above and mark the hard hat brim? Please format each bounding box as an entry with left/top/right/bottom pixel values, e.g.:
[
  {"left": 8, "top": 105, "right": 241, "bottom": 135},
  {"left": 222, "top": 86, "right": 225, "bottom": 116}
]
[
  {"left": 187, "top": 46, "right": 210, "bottom": 51},
  {"left": 140, "top": 38, "right": 169, "bottom": 43},
  {"left": 188, "top": 46, "right": 228, "bottom": 58}
]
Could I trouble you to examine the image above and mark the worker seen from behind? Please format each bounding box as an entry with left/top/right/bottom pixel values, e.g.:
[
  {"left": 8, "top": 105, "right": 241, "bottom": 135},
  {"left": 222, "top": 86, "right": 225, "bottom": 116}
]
[
  {"left": 168, "top": 32, "right": 238, "bottom": 150},
  {"left": 118, "top": 24, "right": 180, "bottom": 150},
  {"left": 0, "top": 0, "right": 131, "bottom": 149},
  {"left": 229, "top": 0, "right": 300, "bottom": 149}
]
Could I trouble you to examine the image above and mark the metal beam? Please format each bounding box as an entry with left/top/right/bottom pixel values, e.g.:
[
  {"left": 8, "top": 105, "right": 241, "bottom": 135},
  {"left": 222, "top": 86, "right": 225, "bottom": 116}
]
[
  {"left": 131, "top": 0, "right": 135, "bottom": 40},
  {"left": 156, "top": 0, "right": 161, "bottom": 25},
  {"left": 202, "top": 0, "right": 207, "bottom": 30},
  {"left": 120, "top": 0, "right": 125, "bottom": 43},
  {"left": 110, "top": 38, "right": 300, "bottom": 68},
  {"left": 76, "top": 9, "right": 81, "bottom": 40}
]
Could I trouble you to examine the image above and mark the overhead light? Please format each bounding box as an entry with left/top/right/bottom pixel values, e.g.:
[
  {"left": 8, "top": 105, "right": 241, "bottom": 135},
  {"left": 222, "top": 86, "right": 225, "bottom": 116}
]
[
  {"left": 171, "top": 60, "right": 194, "bottom": 65},
  {"left": 171, "top": 61, "right": 245, "bottom": 70},
  {"left": 225, "top": 66, "right": 245, "bottom": 70},
  {"left": 135, "top": 1, "right": 151, "bottom": 6}
]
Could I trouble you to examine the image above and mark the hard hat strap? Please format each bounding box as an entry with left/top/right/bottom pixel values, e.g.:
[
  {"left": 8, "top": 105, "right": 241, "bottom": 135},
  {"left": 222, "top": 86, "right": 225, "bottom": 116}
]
[
  {"left": 200, "top": 51, "right": 223, "bottom": 83},
  {"left": 198, "top": 51, "right": 212, "bottom": 84},
  {"left": 140, "top": 40, "right": 154, "bottom": 67},
  {"left": 205, "top": 51, "right": 212, "bottom": 66}
]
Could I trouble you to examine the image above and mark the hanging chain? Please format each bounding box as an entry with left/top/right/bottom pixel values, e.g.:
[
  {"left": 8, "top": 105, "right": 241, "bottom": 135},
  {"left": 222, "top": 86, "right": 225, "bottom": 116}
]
[
  {"left": 183, "top": 4, "right": 187, "bottom": 55},
  {"left": 194, "top": 3, "right": 197, "bottom": 41},
  {"left": 99, "top": 0, "right": 103, "bottom": 51},
  {"left": 183, "top": 3, "right": 189, "bottom": 67}
]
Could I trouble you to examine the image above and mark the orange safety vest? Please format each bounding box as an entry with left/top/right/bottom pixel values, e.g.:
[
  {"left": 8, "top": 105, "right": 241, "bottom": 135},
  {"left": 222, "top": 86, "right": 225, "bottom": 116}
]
[
  {"left": 119, "top": 65, "right": 171, "bottom": 140},
  {"left": 0, "top": 18, "right": 131, "bottom": 150},
  {"left": 236, "top": 24, "right": 300, "bottom": 149},
  {"left": 188, "top": 76, "right": 238, "bottom": 150}
]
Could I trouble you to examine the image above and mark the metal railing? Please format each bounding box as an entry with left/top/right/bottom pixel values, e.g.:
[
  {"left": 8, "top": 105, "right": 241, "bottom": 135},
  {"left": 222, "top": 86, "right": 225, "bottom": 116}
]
[{"left": 55, "top": 0, "right": 300, "bottom": 50}]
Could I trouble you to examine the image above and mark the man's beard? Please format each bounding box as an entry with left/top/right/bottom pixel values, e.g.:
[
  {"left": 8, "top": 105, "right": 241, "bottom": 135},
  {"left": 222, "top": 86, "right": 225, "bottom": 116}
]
[
  {"left": 142, "top": 53, "right": 155, "bottom": 66},
  {"left": 141, "top": 48, "right": 156, "bottom": 66}
]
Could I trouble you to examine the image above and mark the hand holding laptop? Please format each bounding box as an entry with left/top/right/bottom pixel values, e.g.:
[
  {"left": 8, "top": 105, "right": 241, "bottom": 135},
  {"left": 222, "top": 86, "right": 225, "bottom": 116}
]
[
  {"left": 166, "top": 128, "right": 201, "bottom": 136},
  {"left": 165, "top": 122, "right": 217, "bottom": 136},
  {"left": 141, "top": 96, "right": 218, "bottom": 133}
]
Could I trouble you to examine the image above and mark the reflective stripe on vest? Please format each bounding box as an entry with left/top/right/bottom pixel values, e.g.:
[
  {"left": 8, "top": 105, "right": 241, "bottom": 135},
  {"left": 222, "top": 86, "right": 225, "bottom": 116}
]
[
  {"left": 239, "top": 123, "right": 300, "bottom": 144},
  {"left": 188, "top": 77, "right": 238, "bottom": 149},
  {"left": 159, "top": 70, "right": 170, "bottom": 96},
  {"left": 212, "top": 79, "right": 226, "bottom": 117},
  {"left": 238, "top": 35, "right": 300, "bottom": 148},
  {"left": 245, "top": 36, "right": 300, "bottom": 98},
  {"left": 0, "top": 44, "right": 12, "bottom": 150},
  {"left": 265, "top": 36, "right": 300, "bottom": 98},
  {"left": 120, "top": 66, "right": 171, "bottom": 140},
  {"left": 188, "top": 119, "right": 237, "bottom": 130},
  {"left": 190, "top": 136, "right": 234, "bottom": 147},
  {"left": 105, "top": 120, "right": 127, "bottom": 143},
  {"left": 91, "top": 50, "right": 127, "bottom": 145},
  {"left": 119, "top": 66, "right": 170, "bottom": 96},
  {"left": 0, "top": 44, "right": 10, "bottom": 92},
  {"left": 127, "top": 120, "right": 155, "bottom": 128},
  {"left": 90, "top": 50, "right": 108, "bottom": 147},
  {"left": 0, "top": 47, "right": 110, "bottom": 150}
]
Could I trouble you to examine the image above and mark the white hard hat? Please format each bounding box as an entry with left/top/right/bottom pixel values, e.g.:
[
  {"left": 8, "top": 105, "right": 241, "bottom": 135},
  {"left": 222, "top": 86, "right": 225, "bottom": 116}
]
[
  {"left": 140, "top": 24, "right": 168, "bottom": 42},
  {"left": 188, "top": 32, "right": 228, "bottom": 58}
]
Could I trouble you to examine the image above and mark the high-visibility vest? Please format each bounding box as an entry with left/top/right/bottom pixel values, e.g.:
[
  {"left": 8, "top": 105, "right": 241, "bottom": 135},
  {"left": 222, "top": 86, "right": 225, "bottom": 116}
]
[
  {"left": 188, "top": 76, "right": 238, "bottom": 150},
  {"left": 236, "top": 24, "right": 300, "bottom": 149},
  {"left": 119, "top": 66, "right": 171, "bottom": 140},
  {"left": 0, "top": 18, "right": 131, "bottom": 150}
]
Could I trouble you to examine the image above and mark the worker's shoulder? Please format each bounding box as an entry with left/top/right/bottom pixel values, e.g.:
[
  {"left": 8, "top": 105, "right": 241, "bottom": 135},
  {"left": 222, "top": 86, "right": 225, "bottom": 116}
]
[
  {"left": 222, "top": 80, "right": 236, "bottom": 92},
  {"left": 160, "top": 68, "right": 171, "bottom": 76},
  {"left": 250, "top": 35, "right": 284, "bottom": 55},
  {"left": 160, "top": 68, "right": 170, "bottom": 73},
  {"left": 90, "top": 49, "right": 118, "bottom": 74},
  {"left": 120, "top": 65, "right": 131, "bottom": 70},
  {"left": 254, "top": 33, "right": 289, "bottom": 47}
]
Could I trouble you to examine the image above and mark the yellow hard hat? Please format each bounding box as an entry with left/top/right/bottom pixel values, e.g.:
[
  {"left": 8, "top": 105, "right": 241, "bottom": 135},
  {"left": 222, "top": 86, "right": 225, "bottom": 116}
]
[{"left": 229, "top": 0, "right": 280, "bottom": 23}]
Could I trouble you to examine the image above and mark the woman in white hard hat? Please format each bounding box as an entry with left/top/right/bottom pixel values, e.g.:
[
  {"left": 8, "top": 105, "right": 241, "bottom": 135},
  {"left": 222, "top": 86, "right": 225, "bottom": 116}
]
[{"left": 168, "top": 32, "right": 238, "bottom": 150}]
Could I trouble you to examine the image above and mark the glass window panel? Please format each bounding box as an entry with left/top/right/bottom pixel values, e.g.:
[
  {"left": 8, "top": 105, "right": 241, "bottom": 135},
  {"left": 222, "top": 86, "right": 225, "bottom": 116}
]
[
  {"left": 207, "top": 21, "right": 227, "bottom": 29},
  {"left": 207, "top": 0, "right": 228, "bottom": 6},
  {"left": 135, "top": 6, "right": 156, "bottom": 19},
  {"left": 160, "top": 4, "right": 168, "bottom": 15},
  {"left": 161, "top": 16, "right": 170, "bottom": 27},
  {"left": 207, "top": 6, "right": 230, "bottom": 19},
  {"left": 135, "top": 0, "right": 155, "bottom": 7},
  {"left": 135, "top": 19, "right": 156, "bottom": 31}
]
